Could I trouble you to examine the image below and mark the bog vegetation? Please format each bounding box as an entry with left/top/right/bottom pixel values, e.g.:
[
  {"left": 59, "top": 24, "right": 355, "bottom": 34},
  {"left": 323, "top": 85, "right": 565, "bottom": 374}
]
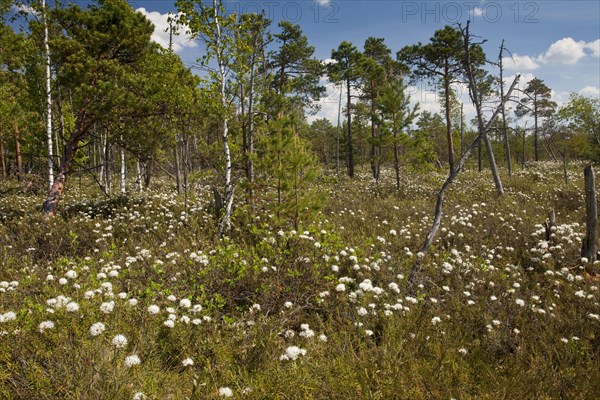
[{"left": 1, "top": 0, "right": 600, "bottom": 399}]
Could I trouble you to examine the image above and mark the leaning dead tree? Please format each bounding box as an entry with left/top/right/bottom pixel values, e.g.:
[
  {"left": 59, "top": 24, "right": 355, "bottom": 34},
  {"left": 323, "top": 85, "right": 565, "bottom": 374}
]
[{"left": 408, "top": 22, "right": 520, "bottom": 286}]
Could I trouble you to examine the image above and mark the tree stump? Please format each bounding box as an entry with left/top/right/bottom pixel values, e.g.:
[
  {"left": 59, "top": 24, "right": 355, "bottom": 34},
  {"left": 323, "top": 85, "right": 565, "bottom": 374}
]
[{"left": 581, "top": 164, "right": 598, "bottom": 273}]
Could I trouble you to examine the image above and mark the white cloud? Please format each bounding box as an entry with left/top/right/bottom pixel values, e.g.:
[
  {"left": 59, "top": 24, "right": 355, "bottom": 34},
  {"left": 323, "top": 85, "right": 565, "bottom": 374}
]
[
  {"left": 308, "top": 79, "right": 345, "bottom": 124},
  {"left": 502, "top": 54, "right": 540, "bottom": 71},
  {"left": 537, "top": 37, "right": 587, "bottom": 65},
  {"left": 584, "top": 39, "right": 600, "bottom": 57},
  {"left": 579, "top": 86, "right": 600, "bottom": 98},
  {"left": 10, "top": 4, "right": 39, "bottom": 17},
  {"left": 136, "top": 8, "right": 197, "bottom": 53},
  {"left": 316, "top": 0, "right": 331, "bottom": 5},
  {"left": 473, "top": 7, "right": 484, "bottom": 17}
]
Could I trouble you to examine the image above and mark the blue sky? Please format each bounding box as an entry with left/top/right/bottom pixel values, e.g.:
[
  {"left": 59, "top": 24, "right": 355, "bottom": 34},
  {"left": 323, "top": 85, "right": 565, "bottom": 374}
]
[
  {"left": 132, "top": 0, "right": 599, "bottom": 123},
  {"left": 14, "top": 0, "right": 594, "bottom": 123}
]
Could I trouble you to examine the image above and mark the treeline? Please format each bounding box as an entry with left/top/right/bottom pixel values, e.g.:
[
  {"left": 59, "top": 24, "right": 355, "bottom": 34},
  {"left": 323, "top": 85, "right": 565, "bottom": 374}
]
[{"left": 0, "top": 0, "right": 598, "bottom": 229}]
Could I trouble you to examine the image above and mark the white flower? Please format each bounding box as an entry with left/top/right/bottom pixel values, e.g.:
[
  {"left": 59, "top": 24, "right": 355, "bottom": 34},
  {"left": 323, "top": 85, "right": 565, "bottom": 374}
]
[
  {"left": 163, "top": 320, "right": 175, "bottom": 328},
  {"left": 182, "top": 357, "right": 194, "bottom": 367},
  {"left": 1, "top": 311, "right": 16, "bottom": 322},
  {"left": 458, "top": 348, "right": 468, "bottom": 355},
  {"left": 66, "top": 302, "right": 80, "bottom": 312},
  {"left": 147, "top": 305, "right": 160, "bottom": 315},
  {"left": 218, "top": 387, "right": 233, "bottom": 397},
  {"left": 132, "top": 392, "right": 146, "bottom": 400},
  {"left": 65, "top": 270, "right": 77, "bottom": 279},
  {"left": 90, "top": 322, "right": 106, "bottom": 336},
  {"left": 167, "top": 295, "right": 177, "bottom": 302},
  {"left": 39, "top": 320, "right": 55, "bottom": 333},
  {"left": 84, "top": 290, "right": 95, "bottom": 299},
  {"left": 124, "top": 354, "right": 141, "bottom": 368},
  {"left": 319, "top": 334, "right": 328, "bottom": 342},
  {"left": 431, "top": 316, "right": 442, "bottom": 325},
  {"left": 280, "top": 346, "right": 307, "bottom": 361},
  {"left": 515, "top": 299, "right": 525, "bottom": 307},
  {"left": 58, "top": 278, "right": 68, "bottom": 285},
  {"left": 179, "top": 299, "right": 191, "bottom": 309},
  {"left": 128, "top": 298, "right": 138, "bottom": 307},
  {"left": 335, "top": 283, "right": 346, "bottom": 292},
  {"left": 100, "top": 301, "right": 115, "bottom": 314},
  {"left": 112, "top": 334, "right": 128, "bottom": 348},
  {"left": 299, "top": 324, "right": 315, "bottom": 338},
  {"left": 284, "top": 301, "right": 293, "bottom": 309}
]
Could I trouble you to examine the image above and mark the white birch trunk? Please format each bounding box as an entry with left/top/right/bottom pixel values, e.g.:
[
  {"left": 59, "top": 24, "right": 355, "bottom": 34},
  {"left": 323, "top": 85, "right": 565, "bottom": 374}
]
[
  {"left": 214, "top": 0, "right": 233, "bottom": 237},
  {"left": 42, "top": 0, "right": 54, "bottom": 190},
  {"left": 136, "top": 159, "right": 143, "bottom": 192},
  {"left": 120, "top": 142, "right": 126, "bottom": 195}
]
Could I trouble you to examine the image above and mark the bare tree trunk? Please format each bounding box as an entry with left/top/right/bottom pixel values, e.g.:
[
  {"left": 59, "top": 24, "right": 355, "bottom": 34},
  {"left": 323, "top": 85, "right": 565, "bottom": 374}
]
[
  {"left": 183, "top": 131, "right": 189, "bottom": 213},
  {"left": 467, "top": 26, "right": 504, "bottom": 195},
  {"left": 346, "top": 78, "right": 354, "bottom": 178},
  {"left": 444, "top": 66, "right": 454, "bottom": 174},
  {"left": 143, "top": 160, "right": 152, "bottom": 190},
  {"left": 0, "top": 138, "right": 5, "bottom": 179},
  {"left": 370, "top": 99, "right": 377, "bottom": 180},
  {"left": 483, "top": 134, "right": 504, "bottom": 195},
  {"left": 335, "top": 82, "right": 343, "bottom": 178},
  {"left": 522, "top": 123, "right": 527, "bottom": 169},
  {"left": 120, "top": 141, "right": 126, "bottom": 195},
  {"left": 534, "top": 101, "right": 539, "bottom": 161},
  {"left": 545, "top": 209, "right": 556, "bottom": 241},
  {"left": 136, "top": 159, "right": 143, "bottom": 192},
  {"left": 477, "top": 140, "right": 482, "bottom": 172},
  {"left": 42, "top": 0, "right": 54, "bottom": 190},
  {"left": 394, "top": 129, "right": 400, "bottom": 191},
  {"left": 105, "top": 141, "right": 112, "bottom": 195},
  {"left": 499, "top": 40, "right": 512, "bottom": 177},
  {"left": 214, "top": 0, "right": 234, "bottom": 237},
  {"left": 14, "top": 124, "right": 22, "bottom": 181},
  {"left": 562, "top": 152, "right": 568, "bottom": 184},
  {"left": 336, "top": 82, "right": 342, "bottom": 177},
  {"left": 582, "top": 164, "right": 597, "bottom": 268},
  {"left": 99, "top": 133, "right": 107, "bottom": 190},
  {"left": 459, "top": 103, "right": 464, "bottom": 160},
  {"left": 42, "top": 110, "right": 89, "bottom": 215},
  {"left": 174, "top": 133, "right": 182, "bottom": 194},
  {"left": 246, "top": 42, "right": 257, "bottom": 207}
]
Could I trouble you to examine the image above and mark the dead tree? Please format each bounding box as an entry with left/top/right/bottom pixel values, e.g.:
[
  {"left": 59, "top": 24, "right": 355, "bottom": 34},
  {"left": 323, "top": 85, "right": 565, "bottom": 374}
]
[
  {"left": 582, "top": 164, "right": 597, "bottom": 269},
  {"left": 545, "top": 209, "right": 556, "bottom": 242},
  {"left": 407, "top": 23, "right": 520, "bottom": 287}
]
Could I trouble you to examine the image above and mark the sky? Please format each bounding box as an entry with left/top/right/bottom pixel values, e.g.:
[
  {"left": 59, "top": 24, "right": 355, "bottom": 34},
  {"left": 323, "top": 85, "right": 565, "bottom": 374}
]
[
  {"left": 19, "top": 0, "right": 600, "bottom": 125},
  {"left": 130, "top": 0, "right": 599, "bottom": 125}
]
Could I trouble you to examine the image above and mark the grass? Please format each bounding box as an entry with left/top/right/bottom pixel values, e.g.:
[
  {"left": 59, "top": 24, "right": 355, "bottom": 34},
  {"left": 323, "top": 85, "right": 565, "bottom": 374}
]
[{"left": 0, "top": 161, "right": 599, "bottom": 399}]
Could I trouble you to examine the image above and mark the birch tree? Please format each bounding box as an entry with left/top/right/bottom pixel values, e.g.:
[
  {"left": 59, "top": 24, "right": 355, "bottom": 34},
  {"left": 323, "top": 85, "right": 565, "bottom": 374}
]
[
  {"left": 41, "top": 0, "right": 53, "bottom": 189},
  {"left": 175, "top": 0, "right": 236, "bottom": 236}
]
